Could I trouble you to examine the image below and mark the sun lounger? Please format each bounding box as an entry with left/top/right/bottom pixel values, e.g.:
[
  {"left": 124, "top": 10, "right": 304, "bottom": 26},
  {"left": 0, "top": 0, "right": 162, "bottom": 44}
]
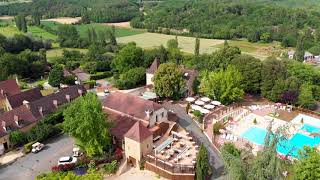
[
  {"left": 226, "top": 134, "right": 230, "bottom": 140},
  {"left": 229, "top": 134, "right": 234, "bottom": 140},
  {"left": 234, "top": 136, "right": 238, "bottom": 142},
  {"left": 221, "top": 133, "right": 226, "bottom": 139}
]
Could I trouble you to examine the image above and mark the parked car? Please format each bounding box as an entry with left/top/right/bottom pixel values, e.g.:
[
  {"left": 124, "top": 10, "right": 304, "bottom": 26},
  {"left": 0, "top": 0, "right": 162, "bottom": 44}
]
[
  {"left": 31, "top": 142, "right": 45, "bottom": 153},
  {"left": 58, "top": 156, "right": 77, "bottom": 165}
]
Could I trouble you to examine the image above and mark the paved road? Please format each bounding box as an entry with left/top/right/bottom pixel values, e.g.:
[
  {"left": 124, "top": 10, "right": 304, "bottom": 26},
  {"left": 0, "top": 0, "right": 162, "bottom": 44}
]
[
  {"left": 0, "top": 134, "right": 74, "bottom": 180},
  {"left": 164, "top": 103, "right": 228, "bottom": 180}
]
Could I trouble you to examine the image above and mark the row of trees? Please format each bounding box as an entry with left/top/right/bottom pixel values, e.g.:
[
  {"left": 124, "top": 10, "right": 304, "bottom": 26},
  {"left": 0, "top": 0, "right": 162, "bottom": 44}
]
[
  {"left": 1, "top": 0, "right": 139, "bottom": 23},
  {"left": 0, "top": 33, "right": 51, "bottom": 53}
]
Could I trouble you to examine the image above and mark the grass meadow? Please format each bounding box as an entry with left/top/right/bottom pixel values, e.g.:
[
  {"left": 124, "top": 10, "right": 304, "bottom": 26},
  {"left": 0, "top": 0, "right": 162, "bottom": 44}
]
[{"left": 117, "top": 33, "right": 283, "bottom": 59}]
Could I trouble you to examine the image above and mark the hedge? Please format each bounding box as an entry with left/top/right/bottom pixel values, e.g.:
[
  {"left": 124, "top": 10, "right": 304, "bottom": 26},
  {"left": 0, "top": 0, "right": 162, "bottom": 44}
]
[
  {"left": 23, "top": 141, "right": 36, "bottom": 153},
  {"left": 90, "top": 72, "right": 113, "bottom": 80}
]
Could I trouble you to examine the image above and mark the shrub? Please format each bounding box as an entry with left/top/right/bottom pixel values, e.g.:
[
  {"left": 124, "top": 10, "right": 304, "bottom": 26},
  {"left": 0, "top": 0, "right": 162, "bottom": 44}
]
[
  {"left": 104, "top": 160, "right": 119, "bottom": 174},
  {"left": 193, "top": 110, "right": 202, "bottom": 118},
  {"left": 253, "top": 118, "right": 257, "bottom": 124},
  {"left": 90, "top": 72, "right": 113, "bottom": 80},
  {"left": 213, "top": 122, "right": 225, "bottom": 135},
  {"left": 23, "top": 141, "right": 36, "bottom": 153},
  {"left": 139, "top": 159, "right": 145, "bottom": 170},
  {"left": 88, "top": 161, "right": 96, "bottom": 170},
  {"left": 42, "top": 111, "right": 64, "bottom": 125},
  {"left": 10, "top": 131, "right": 27, "bottom": 147},
  {"left": 63, "top": 75, "right": 76, "bottom": 85}
]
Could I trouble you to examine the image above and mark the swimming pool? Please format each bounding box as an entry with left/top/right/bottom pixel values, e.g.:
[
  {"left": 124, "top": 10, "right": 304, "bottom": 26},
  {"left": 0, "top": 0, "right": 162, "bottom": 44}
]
[
  {"left": 301, "top": 124, "right": 320, "bottom": 133},
  {"left": 241, "top": 126, "right": 320, "bottom": 158}
]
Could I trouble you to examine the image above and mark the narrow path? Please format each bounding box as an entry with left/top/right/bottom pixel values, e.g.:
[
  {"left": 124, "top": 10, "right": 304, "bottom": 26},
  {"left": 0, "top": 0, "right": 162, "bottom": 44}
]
[{"left": 163, "top": 103, "right": 228, "bottom": 180}]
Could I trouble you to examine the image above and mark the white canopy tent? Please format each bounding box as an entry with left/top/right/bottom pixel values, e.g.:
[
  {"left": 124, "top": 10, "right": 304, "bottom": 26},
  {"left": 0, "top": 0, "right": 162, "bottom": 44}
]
[
  {"left": 195, "top": 100, "right": 205, "bottom": 106},
  {"left": 204, "top": 104, "right": 215, "bottom": 109},
  {"left": 211, "top": 101, "right": 221, "bottom": 106},
  {"left": 186, "top": 97, "right": 196, "bottom": 102},
  {"left": 200, "top": 97, "right": 211, "bottom": 102}
]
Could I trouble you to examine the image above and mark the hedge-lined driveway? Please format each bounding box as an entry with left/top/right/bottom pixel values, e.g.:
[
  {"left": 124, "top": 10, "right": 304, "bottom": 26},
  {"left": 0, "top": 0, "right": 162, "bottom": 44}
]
[{"left": 0, "top": 134, "right": 74, "bottom": 180}]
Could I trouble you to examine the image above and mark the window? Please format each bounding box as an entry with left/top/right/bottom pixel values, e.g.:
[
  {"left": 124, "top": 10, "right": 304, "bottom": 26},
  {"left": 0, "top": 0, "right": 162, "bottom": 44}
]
[
  {"left": 156, "top": 115, "right": 158, "bottom": 122},
  {"left": 161, "top": 112, "right": 164, "bottom": 118},
  {"left": 147, "top": 144, "right": 149, "bottom": 148}
]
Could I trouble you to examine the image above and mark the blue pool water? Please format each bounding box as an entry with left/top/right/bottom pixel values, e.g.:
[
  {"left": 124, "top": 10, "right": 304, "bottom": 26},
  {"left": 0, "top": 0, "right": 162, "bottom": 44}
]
[
  {"left": 241, "top": 126, "right": 320, "bottom": 158},
  {"left": 301, "top": 124, "right": 320, "bottom": 133}
]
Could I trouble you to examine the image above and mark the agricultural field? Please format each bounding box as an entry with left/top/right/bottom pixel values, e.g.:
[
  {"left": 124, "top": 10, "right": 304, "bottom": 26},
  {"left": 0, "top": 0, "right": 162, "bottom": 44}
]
[
  {"left": 0, "top": 19, "right": 57, "bottom": 40},
  {"left": 117, "top": 32, "right": 283, "bottom": 59}
]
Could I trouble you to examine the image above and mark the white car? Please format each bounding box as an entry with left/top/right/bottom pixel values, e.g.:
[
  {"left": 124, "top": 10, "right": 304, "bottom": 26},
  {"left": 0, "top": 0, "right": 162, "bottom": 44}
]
[
  {"left": 58, "top": 156, "right": 77, "bottom": 165},
  {"left": 31, "top": 142, "right": 45, "bottom": 153}
]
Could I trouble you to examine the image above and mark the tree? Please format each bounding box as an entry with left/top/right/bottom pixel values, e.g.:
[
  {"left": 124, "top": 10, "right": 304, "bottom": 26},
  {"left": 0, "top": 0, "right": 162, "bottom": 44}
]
[
  {"left": 260, "top": 32, "right": 272, "bottom": 43},
  {"left": 200, "top": 65, "right": 244, "bottom": 104},
  {"left": 295, "top": 36, "right": 305, "bottom": 62},
  {"left": 194, "top": 37, "right": 200, "bottom": 56},
  {"left": 295, "top": 146, "right": 320, "bottom": 180},
  {"left": 231, "top": 55, "right": 262, "bottom": 93},
  {"left": 15, "top": 14, "right": 27, "bottom": 33},
  {"left": 205, "top": 46, "right": 241, "bottom": 71},
  {"left": 9, "top": 131, "right": 26, "bottom": 146},
  {"left": 57, "top": 25, "right": 80, "bottom": 47},
  {"left": 260, "top": 57, "right": 287, "bottom": 99},
  {"left": 196, "top": 144, "right": 210, "bottom": 180},
  {"left": 153, "top": 63, "right": 185, "bottom": 99},
  {"left": 63, "top": 93, "right": 111, "bottom": 157},
  {"left": 167, "top": 38, "right": 178, "bottom": 49},
  {"left": 48, "top": 64, "right": 63, "bottom": 87},
  {"left": 116, "top": 67, "right": 146, "bottom": 89},
  {"left": 298, "top": 83, "right": 316, "bottom": 110},
  {"left": 32, "top": 13, "right": 41, "bottom": 26},
  {"left": 113, "top": 42, "right": 143, "bottom": 73}
]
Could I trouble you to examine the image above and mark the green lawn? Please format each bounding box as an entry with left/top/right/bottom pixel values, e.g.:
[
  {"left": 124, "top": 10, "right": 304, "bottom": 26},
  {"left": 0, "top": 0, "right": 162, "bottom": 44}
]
[{"left": 0, "top": 25, "right": 21, "bottom": 36}]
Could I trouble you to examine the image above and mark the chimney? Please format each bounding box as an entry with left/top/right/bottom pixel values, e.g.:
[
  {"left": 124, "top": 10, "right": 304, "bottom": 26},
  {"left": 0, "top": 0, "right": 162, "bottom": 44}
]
[
  {"left": 23, "top": 100, "right": 30, "bottom": 109},
  {"left": 2, "top": 121, "right": 6, "bottom": 132},
  {"left": 14, "top": 115, "right": 19, "bottom": 126},
  {"left": 38, "top": 106, "right": 43, "bottom": 117},
  {"left": 65, "top": 94, "right": 71, "bottom": 102},
  {"left": 78, "top": 89, "right": 83, "bottom": 96},
  {"left": 53, "top": 100, "right": 58, "bottom": 108},
  {"left": 0, "top": 89, "right": 3, "bottom": 95}
]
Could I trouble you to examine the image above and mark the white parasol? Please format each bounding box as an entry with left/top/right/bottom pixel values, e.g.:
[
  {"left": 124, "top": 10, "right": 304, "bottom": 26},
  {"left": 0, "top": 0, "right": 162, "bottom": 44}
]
[
  {"left": 195, "top": 100, "right": 205, "bottom": 106},
  {"left": 200, "top": 97, "right": 211, "bottom": 102},
  {"left": 185, "top": 97, "right": 196, "bottom": 102},
  {"left": 200, "top": 108, "right": 210, "bottom": 114},
  {"left": 204, "top": 104, "right": 215, "bottom": 109},
  {"left": 211, "top": 101, "right": 221, "bottom": 106},
  {"left": 191, "top": 105, "right": 202, "bottom": 111}
]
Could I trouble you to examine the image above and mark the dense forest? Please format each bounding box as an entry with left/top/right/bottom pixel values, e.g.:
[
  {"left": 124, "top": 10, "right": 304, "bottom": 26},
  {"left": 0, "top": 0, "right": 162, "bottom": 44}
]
[
  {"left": 0, "top": 0, "right": 139, "bottom": 23},
  {"left": 131, "top": 0, "right": 320, "bottom": 49}
]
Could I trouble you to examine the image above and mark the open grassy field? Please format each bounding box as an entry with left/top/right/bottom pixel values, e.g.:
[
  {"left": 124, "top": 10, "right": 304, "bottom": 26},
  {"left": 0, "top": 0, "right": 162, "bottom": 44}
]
[
  {"left": 117, "top": 32, "right": 224, "bottom": 54},
  {"left": 41, "top": 21, "right": 145, "bottom": 38},
  {"left": 117, "top": 32, "right": 283, "bottom": 59},
  {"left": 46, "top": 48, "right": 88, "bottom": 62}
]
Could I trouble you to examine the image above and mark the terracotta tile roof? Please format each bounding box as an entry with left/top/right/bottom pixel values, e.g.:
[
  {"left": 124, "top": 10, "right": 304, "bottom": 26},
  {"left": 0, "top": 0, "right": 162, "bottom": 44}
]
[
  {"left": 146, "top": 58, "right": 160, "bottom": 74},
  {"left": 105, "top": 109, "right": 138, "bottom": 141},
  {"left": 124, "top": 121, "right": 152, "bottom": 142},
  {"left": 0, "top": 80, "right": 21, "bottom": 100},
  {"left": 103, "top": 92, "right": 162, "bottom": 121},
  {"left": 7, "top": 88, "right": 43, "bottom": 109},
  {"left": 72, "top": 68, "right": 90, "bottom": 82},
  {"left": 0, "top": 105, "right": 37, "bottom": 137},
  {"left": 28, "top": 85, "right": 86, "bottom": 119}
]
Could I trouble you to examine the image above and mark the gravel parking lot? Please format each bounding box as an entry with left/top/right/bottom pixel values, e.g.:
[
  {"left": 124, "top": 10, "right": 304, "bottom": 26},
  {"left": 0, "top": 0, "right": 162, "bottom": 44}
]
[{"left": 0, "top": 134, "right": 74, "bottom": 180}]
